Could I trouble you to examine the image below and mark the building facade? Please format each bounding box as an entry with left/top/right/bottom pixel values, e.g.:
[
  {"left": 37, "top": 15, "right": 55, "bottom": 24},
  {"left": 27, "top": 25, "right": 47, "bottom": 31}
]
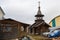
[
  {"left": 0, "top": 18, "right": 30, "bottom": 40},
  {"left": 29, "top": 2, "right": 50, "bottom": 35},
  {"left": 49, "top": 15, "right": 60, "bottom": 27},
  {"left": 0, "top": 7, "right": 30, "bottom": 40}
]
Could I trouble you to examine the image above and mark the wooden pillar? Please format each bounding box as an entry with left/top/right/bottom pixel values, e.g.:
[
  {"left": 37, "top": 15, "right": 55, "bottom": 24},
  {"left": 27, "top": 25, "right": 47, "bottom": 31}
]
[
  {"left": 24, "top": 27, "right": 26, "bottom": 32},
  {"left": 17, "top": 23, "right": 21, "bottom": 39},
  {"left": 40, "top": 29, "right": 42, "bottom": 35},
  {"left": 32, "top": 28, "right": 34, "bottom": 34},
  {"left": 23, "top": 26, "right": 27, "bottom": 32},
  {"left": 23, "top": 26, "right": 25, "bottom": 32},
  {"left": 28, "top": 27, "right": 30, "bottom": 34},
  {"left": 26, "top": 26, "right": 29, "bottom": 33}
]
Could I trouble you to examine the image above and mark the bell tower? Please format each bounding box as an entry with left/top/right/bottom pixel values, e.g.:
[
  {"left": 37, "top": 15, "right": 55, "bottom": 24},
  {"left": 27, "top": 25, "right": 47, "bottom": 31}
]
[{"left": 35, "top": 1, "right": 44, "bottom": 23}]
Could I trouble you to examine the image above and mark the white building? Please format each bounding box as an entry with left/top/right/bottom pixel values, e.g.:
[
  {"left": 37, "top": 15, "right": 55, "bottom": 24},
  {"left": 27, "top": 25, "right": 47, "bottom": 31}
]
[{"left": 0, "top": 7, "right": 5, "bottom": 20}]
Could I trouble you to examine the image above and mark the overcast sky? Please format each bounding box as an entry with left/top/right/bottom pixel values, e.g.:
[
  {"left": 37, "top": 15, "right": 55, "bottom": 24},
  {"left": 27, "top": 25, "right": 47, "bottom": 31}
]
[{"left": 0, "top": 0, "right": 60, "bottom": 24}]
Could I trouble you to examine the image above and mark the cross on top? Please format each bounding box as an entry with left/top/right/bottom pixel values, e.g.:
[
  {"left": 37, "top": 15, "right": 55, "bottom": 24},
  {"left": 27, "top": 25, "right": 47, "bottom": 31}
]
[{"left": 38, "top": 1, "right": 40, "bottom": 7}]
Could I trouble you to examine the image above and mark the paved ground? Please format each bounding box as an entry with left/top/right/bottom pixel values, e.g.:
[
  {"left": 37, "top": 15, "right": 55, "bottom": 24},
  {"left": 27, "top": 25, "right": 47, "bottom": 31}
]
[
  {"left": 27, "top": 35, "right": 35, "bottom": 40},
  {"left": 27, "top": 34, "right": 52, "bottom": 40}
]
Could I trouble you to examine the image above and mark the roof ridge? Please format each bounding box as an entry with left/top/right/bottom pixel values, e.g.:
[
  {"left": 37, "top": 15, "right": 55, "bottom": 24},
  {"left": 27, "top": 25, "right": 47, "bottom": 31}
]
[{"left": 0, "top": 6, "right": 5, "bottom": 15}]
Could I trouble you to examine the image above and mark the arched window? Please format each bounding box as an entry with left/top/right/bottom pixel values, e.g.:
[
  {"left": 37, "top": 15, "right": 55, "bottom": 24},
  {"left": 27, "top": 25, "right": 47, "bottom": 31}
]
[{"left": 21, "top": 26, "right": 24, "bottom": 31}]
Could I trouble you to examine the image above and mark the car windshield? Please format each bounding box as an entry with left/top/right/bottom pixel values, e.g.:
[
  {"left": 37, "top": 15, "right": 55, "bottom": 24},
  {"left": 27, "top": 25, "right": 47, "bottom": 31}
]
[
  {"left": 54, "top": 30, "right": 60, "bottom": 33},
  {"left": 50, "top": 30, "right": 60, "bottom": 33}
]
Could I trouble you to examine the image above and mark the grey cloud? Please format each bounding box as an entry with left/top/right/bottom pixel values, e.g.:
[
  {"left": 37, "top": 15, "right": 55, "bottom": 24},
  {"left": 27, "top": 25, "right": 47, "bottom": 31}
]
[{"left": 0, "top": 0, "right": 60, "bottom": 24}]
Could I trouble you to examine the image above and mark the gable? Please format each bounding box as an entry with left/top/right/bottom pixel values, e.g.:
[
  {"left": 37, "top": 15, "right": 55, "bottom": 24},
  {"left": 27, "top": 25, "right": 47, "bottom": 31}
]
[{"left": 49, "top": 15, "right": 60, "bottom": 27}]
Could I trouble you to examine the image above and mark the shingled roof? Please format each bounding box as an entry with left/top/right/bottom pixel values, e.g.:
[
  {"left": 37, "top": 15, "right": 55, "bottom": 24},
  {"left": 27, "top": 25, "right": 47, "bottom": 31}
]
[{"left": 30, "top": 21, "right": 50, "bottom": 28}]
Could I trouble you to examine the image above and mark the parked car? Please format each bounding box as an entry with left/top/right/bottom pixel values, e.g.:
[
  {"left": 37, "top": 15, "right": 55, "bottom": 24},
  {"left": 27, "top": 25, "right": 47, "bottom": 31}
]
[{"left": 43, "top": 27, "right": 60, "bottom": 38}]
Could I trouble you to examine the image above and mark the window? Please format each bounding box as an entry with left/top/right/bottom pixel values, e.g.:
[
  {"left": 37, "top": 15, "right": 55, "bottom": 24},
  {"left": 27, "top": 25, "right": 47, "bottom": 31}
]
[
  {"left": 0, "top": 23, "right": 12, "bottom": 32},
  {"left": 0, "top": 24, "right": 4, "bottom": 32},
  {"left": 4, "top": 24, "right": 12, "bottom": 32},
  {"left": 12, "top": 27, "right": 18, "bottom": 33},
  {"left": 36, "top": 17, "right": 43, "bottom": 20},
  {"left": 0, "top": 27, "right": 3, "bottom": 32},
  {"left": 21, "top": 26, "right": 24, "bottom": 31},
  {"left": 5, "top": 27, "right": 12, "bottom": 32}
]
